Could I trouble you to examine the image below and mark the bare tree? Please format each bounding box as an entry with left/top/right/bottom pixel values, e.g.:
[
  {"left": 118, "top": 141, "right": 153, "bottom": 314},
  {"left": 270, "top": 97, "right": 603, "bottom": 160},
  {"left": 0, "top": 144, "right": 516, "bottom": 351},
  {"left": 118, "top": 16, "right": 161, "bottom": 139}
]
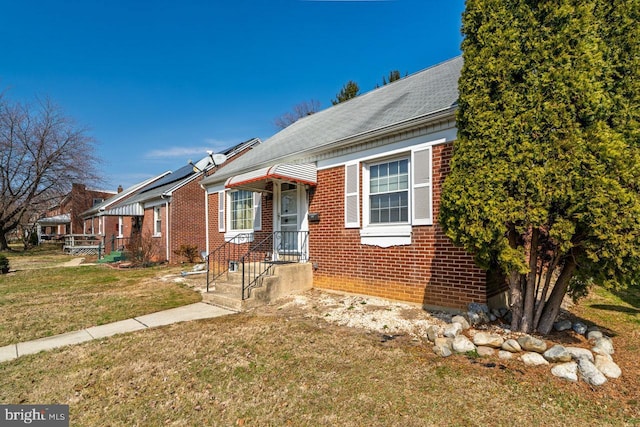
[
  {"left": 0, "top": 94, "right": 100, "bottom": 250},
  {"left": 274, "top": 99, "right": 321, "bottom": 130}
]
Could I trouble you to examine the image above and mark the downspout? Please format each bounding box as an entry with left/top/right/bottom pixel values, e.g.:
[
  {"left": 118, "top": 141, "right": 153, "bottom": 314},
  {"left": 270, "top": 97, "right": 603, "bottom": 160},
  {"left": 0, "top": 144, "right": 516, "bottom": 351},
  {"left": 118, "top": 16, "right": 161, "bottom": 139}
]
[
  {"left": 165, "top": 200, "right": 170, "bottom": 262},
  {"left": 202, "top": 183, "right": 210, "bottom": 255}
]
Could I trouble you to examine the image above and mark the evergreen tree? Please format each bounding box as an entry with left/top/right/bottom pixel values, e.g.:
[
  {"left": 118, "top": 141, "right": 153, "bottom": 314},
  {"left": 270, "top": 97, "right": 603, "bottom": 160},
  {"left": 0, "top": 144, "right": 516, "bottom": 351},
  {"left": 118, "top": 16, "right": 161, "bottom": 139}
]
[
  {"left": 331, "top": 80, "right": 360, "bottom": 105},
  {"left": 440, "top": 0, "right": 640, "bottom": 334}
]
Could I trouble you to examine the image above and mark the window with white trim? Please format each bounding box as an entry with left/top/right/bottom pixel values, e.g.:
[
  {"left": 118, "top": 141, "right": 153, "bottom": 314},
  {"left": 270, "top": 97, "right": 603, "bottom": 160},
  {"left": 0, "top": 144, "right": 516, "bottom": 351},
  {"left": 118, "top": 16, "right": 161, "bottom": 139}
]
[
  {"left": 228, "top": 190, "right": 262, "bottom": 232},
  {"left": 347, "top": 145, "right": 433, "bottom": 247},
  {"left": 117, "top": 216, "right": 124, "bottom": 238},
  {"left": 153, "top": 206, "right": 162, "bottom": 236},
  {"left": 368, "top": 158, "right": 409, "bottom": 224}
]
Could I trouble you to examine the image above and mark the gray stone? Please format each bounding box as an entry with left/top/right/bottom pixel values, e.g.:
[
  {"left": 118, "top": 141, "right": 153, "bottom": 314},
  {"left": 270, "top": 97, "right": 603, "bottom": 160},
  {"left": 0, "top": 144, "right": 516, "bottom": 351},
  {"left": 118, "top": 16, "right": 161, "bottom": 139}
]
[
  {"left": 498, "top": 350, "right": 514, "bottom": 360},
  {"left": 592, "top": 337, "right": 614, "bottom": 355},
  {"left": 577, "top": 357, "right": 607, "bottom": 386},
  {"left": 443, "top": 322, "right": 463, "bottom": 338},
  {"left": 491, "top": 308, "right": 502, "bottom": 318},
  {"left": 192, "top": 263, "right": 206, "bottom": 271},
  {"left": 572, "top": 321, "right": 588, "bottom": 335},
  {"left": 476, "top": 346, "right": 496, "bottom": 357},
  {"left": 489, "top": 313, "right": 497, "bottom": 322},
  {"left": 466, "top": 311, "right": 482, "bottom": 325},
  {"left": 566, "top": 347, "right": 594, "bottom": 363},
  {"left": 468, "top": 302, "right": 490, "bottom": 315},
  {"left": 587, "top": 330, "right": 604, "bottom": 341},
  {"left": 425, "top": 325, "right": 440, "bottom": 342},
  {"left": 517, "top": 335, "right": 547, "bottom": 353},
  {"left": 595, "top": 355, "right": 622, "bottom": 379},
  {"left": 452, "top": 335, "right": 477, "bottom": 353},
  {"left": 553, "top": 319, "right": 573, "bottom": 332},
  {"left": 451, "top": 315, "right": 470, "bottom": 330},
  {"left": 473, "top": 332, "right": 504, "bottom": 348},
  {"left": 543, "top": 344, "right": 572, "bottom": 363},
  {"left": 433, "top": 343, "right": 452, "bottom": 358},
  {"left": 551, "top": 362, "right": 578, "bottom": 382},
  {"left": 501, "top": 339, "right": 522, "bottom": 353},
  {"left": 520, "top": 352, "right": 550, "bottom": 366}
]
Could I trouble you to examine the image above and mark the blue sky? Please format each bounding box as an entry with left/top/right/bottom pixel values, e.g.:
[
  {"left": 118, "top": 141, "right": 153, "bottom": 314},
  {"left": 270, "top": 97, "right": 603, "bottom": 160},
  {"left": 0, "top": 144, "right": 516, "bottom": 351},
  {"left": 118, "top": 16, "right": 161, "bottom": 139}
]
[{"left": 1, "top": 0, "right": 465, "bottom": 190}]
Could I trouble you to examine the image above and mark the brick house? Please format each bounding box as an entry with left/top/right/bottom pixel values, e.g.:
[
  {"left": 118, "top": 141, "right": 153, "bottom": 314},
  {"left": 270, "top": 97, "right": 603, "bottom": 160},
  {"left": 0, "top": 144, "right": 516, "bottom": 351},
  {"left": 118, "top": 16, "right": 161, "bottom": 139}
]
[
  {"left": 37, "top": 183, "right": 116, "bottom": 242},
  {"left": 80, "top": 172, "right": 172, "bottom": 251},
  {"left": 200, "top": 57, "right": 506, "bottom": 310},
  {"left": 103, "top": 138, "right": 261, "bottom": 263}
]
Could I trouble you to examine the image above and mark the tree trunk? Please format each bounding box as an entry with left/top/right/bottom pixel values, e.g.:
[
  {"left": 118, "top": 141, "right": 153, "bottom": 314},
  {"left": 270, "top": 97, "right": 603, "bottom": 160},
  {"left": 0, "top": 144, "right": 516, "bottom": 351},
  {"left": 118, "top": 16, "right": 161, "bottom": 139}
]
[
  {"left": 509, "top": 271, "right": 524, "bottom": 331},
  {"left": 0, "top": 231, "right": 9, "bottom": 251},
  {"left": 521, "top": 228, "right": 539, "bottom": 333},
  {"left": 536, "top": 257, "right": 578, "bottom": 334}
]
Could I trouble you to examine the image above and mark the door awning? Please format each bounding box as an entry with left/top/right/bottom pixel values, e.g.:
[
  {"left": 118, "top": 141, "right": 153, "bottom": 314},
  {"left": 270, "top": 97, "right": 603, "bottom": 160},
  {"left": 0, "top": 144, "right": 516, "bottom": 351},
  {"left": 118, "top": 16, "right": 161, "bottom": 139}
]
[{"left": 225, "top": 163, "right": 317, "bottom": 192}]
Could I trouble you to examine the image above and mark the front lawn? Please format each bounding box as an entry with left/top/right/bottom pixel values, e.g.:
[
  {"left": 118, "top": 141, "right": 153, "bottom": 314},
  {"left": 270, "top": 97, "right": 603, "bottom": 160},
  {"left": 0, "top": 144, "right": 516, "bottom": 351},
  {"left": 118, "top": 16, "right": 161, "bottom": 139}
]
[
  {"left": 0, "top": 262, "right": 201, "bottom": 346},
  {"left": 0, "top": 284, "right": 638, "bottom": 425}
]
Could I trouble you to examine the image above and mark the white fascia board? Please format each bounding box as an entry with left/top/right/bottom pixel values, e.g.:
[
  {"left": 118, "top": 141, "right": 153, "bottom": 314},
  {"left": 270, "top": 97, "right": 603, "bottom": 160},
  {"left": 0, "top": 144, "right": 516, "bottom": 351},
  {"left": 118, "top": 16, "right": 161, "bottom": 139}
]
[{"left": 317, "top": 126, "right": 455, "bottom": 171}]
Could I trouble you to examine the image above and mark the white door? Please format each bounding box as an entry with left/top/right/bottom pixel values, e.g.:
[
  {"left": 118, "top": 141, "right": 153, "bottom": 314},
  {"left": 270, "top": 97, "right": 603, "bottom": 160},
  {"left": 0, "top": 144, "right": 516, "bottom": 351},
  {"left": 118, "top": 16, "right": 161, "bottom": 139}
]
[{"left": 279, "top": 183, "right": 299, "bottom": 252}]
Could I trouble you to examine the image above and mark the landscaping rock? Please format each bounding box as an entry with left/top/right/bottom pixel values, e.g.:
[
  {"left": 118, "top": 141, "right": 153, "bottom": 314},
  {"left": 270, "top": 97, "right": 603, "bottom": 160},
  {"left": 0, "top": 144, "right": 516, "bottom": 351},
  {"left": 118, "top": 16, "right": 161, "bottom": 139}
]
[
  {"left": 467, "top": 303, "right": 490, "bottom": 324},
  {"left": 192, "top": 263, "right": 206, "bottom": 271},
  {"left": 577, "top": 357, "right": 607, "bottom": 386},
  {"left": 443, "top": 322, "right": 462, "bottom": 338},
  {"left": 501, "top": 339, "right": 522, "bottom": 353},
  {"left": 425, "top": 325, "right": 440, "bottom": 342},
  {"left": 572, "top": 322, "right": 588, "bottom": 335},
  {"left": 451, "top": 315, "right": 470, "bottom": 330},
  {"left": 520, "top": 352, "right": 549, "bottom": 366},
  {"left": 473, "top": 332, "right": 504, "bottom": 348},
  {"left": 566, "top": 347, "right": 594, "bottom": 363},
  {"left": 476, "top": 346, "right": 495, "bottom": 357},
  {"left": 517, "top": 335, "right": 547, "bottom": 353},
  {"left": 498, "top": 350, "right": 514, "bottom": 360},
  {"left": 592, "top": 337, "right": 614, "bottom": 355},
  {"left": 433, "top": 343, "right": 452, "bottom": 358},
  {"left": 551, "top": 362, "right": 578, "bottom": 382},
  {"left": 553, "top": 319, "right": 572, "bottom": 332},
  {"left": 594, "top": 355, "right": 622, "bottom": 379},
  {"left": 587, "top": 330, "right": 603, "bottom": 341},
  {"left": 452, "top": 335, "right": 476, "bottom": 353},
  {"left": 433, "top": 337, "right": 453, "bottom": 357},
  {"left": 543, "top": 345, "right": 572, "bottom": 363}
]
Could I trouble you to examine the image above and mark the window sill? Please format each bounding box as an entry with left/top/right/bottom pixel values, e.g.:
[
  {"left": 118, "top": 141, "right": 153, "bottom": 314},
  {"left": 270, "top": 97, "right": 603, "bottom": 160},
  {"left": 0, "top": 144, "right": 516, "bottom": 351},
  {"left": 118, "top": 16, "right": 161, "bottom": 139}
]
[
  {"left": 152, "top": 233, "right": 161, "bottom": 238},
  {"left": 360, "top": 225, "right": 411, "bottom": 247},
  {"left": 224, "top": 231, "right": 254, "bottom": 243}
]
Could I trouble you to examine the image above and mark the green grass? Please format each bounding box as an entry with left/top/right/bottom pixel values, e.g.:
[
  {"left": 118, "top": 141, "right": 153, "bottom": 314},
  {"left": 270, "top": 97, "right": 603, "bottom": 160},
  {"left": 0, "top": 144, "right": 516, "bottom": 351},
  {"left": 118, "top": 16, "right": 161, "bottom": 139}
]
[
  {"left": 0, "top": 257, "right": 201, "bottom": 345},
  {"left": 0, "top": 259, "right": 638, "bottom": 425}
]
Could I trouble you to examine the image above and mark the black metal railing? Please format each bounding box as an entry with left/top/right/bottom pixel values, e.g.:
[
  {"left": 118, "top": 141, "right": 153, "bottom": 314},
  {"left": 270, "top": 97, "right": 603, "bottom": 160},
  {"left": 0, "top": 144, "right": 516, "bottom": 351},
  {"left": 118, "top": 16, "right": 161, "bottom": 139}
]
[
  {"left": 240, "top": 231, "right": 309, "bottom": 299},
  {"left": 109, "top": 235, "right": 133, "bottom": 253},
  {"left": 205, "top": 231, "right": 309, "bottom": 298},
  {"left": 206, "top": 233, "right": 254, "bottom": 292}
]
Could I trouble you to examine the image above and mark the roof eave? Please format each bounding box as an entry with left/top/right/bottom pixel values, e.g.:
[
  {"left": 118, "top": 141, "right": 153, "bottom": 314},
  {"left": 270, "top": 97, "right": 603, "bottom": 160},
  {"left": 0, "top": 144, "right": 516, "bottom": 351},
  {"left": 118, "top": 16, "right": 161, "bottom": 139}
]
[{"left": 201, "top": 106, "right": 457, "bottom": 187}]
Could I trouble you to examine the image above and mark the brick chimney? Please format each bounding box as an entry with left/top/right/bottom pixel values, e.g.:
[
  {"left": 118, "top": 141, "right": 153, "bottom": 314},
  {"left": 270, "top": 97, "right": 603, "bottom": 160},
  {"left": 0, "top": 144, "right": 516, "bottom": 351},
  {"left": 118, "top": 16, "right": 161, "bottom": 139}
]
[{"left": 117, "top": 185, "right": 123, "bottom": 193}]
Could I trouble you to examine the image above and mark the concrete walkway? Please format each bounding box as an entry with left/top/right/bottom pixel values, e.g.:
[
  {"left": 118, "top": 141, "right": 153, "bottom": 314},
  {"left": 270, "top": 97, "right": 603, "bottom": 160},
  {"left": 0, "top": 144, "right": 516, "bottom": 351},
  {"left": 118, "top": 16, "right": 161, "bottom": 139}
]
[{"left": 0, "top": 303, "right": 232, "bottom": 363}]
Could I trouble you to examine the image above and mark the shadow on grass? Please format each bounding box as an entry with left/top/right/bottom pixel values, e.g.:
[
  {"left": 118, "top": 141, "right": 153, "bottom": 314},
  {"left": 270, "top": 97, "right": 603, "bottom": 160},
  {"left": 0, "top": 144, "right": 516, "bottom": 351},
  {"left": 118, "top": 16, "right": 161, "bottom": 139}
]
[
  {"left": 611, "top": 285, "right": 640, "bottom": 309},
  {"left": 588, "top": 304, "right": 640, "bottom": 315}
]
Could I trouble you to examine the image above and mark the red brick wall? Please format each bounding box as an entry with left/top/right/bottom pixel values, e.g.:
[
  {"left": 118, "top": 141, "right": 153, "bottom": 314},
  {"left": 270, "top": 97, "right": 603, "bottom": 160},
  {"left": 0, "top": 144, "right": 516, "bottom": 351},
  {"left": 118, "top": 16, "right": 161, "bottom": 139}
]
[
  {"left": 309, "top": 142, "right": 487, "bottom": 310},
  {"left": 168, "top": 178, "right": 207, "bottom": 263}
]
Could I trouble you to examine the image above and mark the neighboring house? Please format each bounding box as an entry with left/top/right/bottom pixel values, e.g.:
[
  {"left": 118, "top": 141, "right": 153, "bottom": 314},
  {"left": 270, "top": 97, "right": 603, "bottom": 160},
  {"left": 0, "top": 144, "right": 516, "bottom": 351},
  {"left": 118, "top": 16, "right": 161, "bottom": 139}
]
[
  {"left": 37, "top": 183, "right": 116, "bottom": 243},
  {"left": 80, "top": 171, "right": 172, "bottom": 250},
  {"left": 201, "top": 57, "right": 506, "bottom": 310},
  {"left": 104, "top": 138, "right": 261, "bottom": 263}
]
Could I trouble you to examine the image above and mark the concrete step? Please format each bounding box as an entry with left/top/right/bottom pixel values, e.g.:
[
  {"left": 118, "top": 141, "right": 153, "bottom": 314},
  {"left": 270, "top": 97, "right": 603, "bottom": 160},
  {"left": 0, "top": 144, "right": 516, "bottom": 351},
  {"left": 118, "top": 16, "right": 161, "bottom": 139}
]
[{"left": 202, "top": 292, "right": 244, "bottom": 312}]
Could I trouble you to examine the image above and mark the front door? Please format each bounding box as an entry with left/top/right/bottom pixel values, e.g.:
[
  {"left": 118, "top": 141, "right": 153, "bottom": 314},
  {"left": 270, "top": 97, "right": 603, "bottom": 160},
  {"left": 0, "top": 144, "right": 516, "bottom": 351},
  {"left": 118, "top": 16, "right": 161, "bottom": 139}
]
[{"left": 279, "top": 183, "right": 299, "bottom": 253}]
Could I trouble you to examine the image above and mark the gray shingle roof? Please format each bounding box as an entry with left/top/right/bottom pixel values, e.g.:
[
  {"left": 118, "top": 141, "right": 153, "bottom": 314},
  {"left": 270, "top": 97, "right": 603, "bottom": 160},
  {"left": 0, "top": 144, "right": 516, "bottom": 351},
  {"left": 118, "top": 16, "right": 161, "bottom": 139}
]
[{"left": 201, "top": 56, "right": 461, "bottom": 186}]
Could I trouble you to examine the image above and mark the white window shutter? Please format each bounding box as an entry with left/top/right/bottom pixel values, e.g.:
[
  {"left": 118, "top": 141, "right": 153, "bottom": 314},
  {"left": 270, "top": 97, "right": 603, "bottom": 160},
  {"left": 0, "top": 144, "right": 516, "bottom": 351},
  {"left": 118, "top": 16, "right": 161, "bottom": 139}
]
[
  {"left": 253, "top": 192, "right": 262, "bottom": 231},
  {"left": 344, "top": 162, "right": 360, "bottom": 228},
  {"left": 412, "top": 146, "right": 432, "bottom": 225},
  {"left": 218, "top": 191, "right": 225, "bottom": 232}
]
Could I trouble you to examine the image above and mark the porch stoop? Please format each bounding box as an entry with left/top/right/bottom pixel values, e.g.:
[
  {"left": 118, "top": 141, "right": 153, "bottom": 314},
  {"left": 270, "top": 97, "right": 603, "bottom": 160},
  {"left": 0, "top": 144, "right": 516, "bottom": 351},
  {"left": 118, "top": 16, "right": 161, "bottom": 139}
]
[{"left": 203, "top": 262, "right": 313, "bottom": 311}]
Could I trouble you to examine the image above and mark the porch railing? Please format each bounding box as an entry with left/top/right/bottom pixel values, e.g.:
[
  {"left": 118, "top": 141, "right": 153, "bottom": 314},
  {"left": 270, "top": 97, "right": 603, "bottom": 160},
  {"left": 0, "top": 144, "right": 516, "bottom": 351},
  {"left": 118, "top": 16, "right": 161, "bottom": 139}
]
[
  {"left": 206, "top": 233, "right": 255, "bottom": 292},
  {"left": 205, "top": 231, "right": 309, "bottom": 299},
  {"left": 239, "top": 231, "right": 309, "bottom": 299}
]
